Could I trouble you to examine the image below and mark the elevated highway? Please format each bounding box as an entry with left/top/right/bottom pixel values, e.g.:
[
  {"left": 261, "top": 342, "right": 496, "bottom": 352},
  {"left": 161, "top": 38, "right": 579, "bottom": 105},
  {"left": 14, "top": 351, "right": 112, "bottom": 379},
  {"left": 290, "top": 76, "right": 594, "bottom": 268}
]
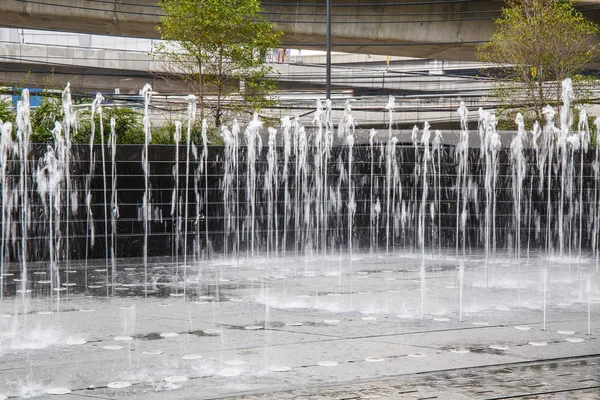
[
  {"left": 0, "top": 40, "right": 491, "bottom": 95},
  {"left": 0, "top": 39, "right": 495, "bottom": 129},
  {"left": 2, "top": 0, "right": 600, "bottom": 61}
]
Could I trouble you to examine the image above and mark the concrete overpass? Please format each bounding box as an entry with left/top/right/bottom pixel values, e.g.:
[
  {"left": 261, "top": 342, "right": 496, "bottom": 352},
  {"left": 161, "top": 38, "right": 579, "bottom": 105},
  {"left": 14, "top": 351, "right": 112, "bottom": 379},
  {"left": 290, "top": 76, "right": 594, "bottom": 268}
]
[
  {"left": 0, "top": 38, "right": 500, "bottom": 129},
  {"left": 3, "top": 0, "right": 600, "bottom": 62},
  {"left": 0, "top": 39, "right": 492, "bottom": 96}
]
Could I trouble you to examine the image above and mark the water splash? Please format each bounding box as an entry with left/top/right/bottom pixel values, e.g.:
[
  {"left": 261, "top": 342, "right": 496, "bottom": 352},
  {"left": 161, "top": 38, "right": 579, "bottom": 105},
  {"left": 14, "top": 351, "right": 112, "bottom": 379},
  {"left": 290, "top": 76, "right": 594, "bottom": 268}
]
[
  {"left": 511, "top": 113, "right": 527, "bottom": 303},
  {"left": 141, "top": 83, "right": 153, "bottom": 295}
]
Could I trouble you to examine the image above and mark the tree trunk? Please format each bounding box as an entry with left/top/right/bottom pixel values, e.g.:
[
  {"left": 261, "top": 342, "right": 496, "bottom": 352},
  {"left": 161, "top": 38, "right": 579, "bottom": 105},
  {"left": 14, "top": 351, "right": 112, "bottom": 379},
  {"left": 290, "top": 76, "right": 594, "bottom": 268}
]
[
  {"left": 197, "top": 54, "right": 205, "bottom": 121},
  {"left": 215, "top": 46, "right": 224, "bottom": 127}
]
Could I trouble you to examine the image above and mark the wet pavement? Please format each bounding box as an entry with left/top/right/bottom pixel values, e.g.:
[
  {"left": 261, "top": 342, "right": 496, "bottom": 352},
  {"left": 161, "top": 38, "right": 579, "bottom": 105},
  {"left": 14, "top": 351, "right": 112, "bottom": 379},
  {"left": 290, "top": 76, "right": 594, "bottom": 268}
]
[
  {"left": 0, "top": 252, "right": 598, "bottom": 399},
  {"left": 228, "top": 356, "right": 600, "bottom": 399}
]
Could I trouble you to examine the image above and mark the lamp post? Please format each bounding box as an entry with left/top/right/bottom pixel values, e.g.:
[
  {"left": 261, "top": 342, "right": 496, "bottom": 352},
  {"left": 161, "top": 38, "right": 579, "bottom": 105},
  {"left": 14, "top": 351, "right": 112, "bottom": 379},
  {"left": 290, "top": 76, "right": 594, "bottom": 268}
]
[{"left": 326, "top": 0, "right": 331, "bottom": 100}]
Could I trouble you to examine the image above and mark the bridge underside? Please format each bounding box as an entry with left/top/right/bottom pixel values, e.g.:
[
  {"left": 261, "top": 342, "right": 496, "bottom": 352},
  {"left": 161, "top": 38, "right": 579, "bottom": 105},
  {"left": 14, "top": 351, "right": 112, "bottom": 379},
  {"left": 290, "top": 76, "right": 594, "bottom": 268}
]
[{"left": 3, "top": 0, "right": 600, "bottom": 62}]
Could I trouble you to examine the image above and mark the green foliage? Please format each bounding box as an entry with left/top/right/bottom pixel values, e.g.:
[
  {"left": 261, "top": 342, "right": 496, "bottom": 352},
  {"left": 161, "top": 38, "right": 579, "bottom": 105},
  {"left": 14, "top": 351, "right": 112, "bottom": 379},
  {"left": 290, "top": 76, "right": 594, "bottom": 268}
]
[
  {"left": 477, "top": 0, "right": 600, "bottom": 124},
  {"left": 108, "top": 107, "right": 144, "bottom": 144},
  {"left": 157, "top": 0, "right": 282, "bottom": 126},
  {"left": 30, "top": 96, "right": 63, "bottom": 143},
  {"left": 28, "top": 71, "right": 68, "bottom": 143},
  {"left": 76, "top": 107, "right": 219, "bottom": 146},
  {"left": 110, "top": 107, "right": 145, "bottom": 144},
  {"left": 0, "top": 96, "right": 15, "bottom": 125},
  {"left": 153, "top": 120, "right": 223, "bottom": 145},
  {"left": 22, "top": 97, "right": 217, "bottom": 146},
  {"left": 6, "top": 89, "right": 218, "bottom": 145},
  {"left": 77, "top": 106, "right": 145, "bottom": 145},
  {"left": 152, "top": 121, "right": 177, "bottom": 145}
]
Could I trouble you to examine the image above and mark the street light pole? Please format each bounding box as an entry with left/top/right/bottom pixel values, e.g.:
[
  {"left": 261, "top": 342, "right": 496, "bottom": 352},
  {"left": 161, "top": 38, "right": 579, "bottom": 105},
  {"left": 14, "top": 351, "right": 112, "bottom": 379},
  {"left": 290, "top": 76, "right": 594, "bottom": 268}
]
[{"left": 326, "top": 0, "right": 331, "bottom": 100}]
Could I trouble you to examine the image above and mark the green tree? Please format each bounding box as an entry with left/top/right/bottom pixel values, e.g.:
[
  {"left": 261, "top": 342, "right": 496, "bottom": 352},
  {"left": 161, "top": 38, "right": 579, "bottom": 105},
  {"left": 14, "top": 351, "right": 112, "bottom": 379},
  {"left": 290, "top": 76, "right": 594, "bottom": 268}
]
[
  {"left": 157, "top": 0, "right": 281, "bottom": 126},
  {"left": 477, "top": 0, "right": 600, "bottom": 126}
]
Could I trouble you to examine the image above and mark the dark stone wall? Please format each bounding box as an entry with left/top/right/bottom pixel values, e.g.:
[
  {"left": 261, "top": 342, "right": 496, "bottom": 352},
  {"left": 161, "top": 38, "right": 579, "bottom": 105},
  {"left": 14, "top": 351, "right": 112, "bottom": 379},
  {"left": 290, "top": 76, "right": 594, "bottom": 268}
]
[{"left": 2, "top": 142, "right": 598, "bottom": 267}]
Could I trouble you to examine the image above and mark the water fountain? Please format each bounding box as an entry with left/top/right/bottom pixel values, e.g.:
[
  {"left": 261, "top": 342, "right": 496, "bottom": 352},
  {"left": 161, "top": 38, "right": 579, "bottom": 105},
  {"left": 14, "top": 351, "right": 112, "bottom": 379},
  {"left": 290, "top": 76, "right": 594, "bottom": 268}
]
[{"left": 0, "top": 80, "right": 598, "bottom": 399}]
